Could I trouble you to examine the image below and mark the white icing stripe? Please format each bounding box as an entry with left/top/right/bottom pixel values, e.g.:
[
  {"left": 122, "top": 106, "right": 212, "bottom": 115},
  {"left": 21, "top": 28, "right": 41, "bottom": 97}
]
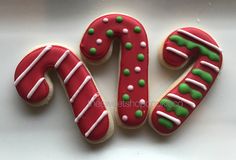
[
  {"left": 54, "top": 50, "right": 70, "bottom": 69},
  {"left": 185, "top": 78, "right": 207, "bottom": 91},
  {"left": 166, "top": 47, "right": 188, "bottom": 59},
  {"left": 27, "top": 78, "right": 45, "bottom": 99},
  {"left": 156, "top": 111, "right": 181, "bottom": 125},
  {"left": 177, "top": 29, "right": 222, "bottom": 52},
  {"left": 167, "top": 93, "right": 196, "bottom": 108},
  {"left": 200, "top": 60, "right": 220, "bottom": 72},
  {"left": 14, "top": 45, "right": 52, "bottom": 86},
  {"left": 64, "top": 62, "right": 83, "bottom": 84},
  {"left": 70, "top": 76, "right": 91, "bottom": 103},
  {"left": 85, "top": 110, "right": 108, "bottom": 138},
  {"left": 74, "top": 93, "right": 99, "bottom": 123}
]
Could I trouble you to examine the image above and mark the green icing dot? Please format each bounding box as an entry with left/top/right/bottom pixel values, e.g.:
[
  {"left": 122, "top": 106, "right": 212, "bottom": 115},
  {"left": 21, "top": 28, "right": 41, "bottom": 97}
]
[
  {"left": 135, "top": 110, "right": 143, "bottom": 118},
  {"left": 138, "top": 79, "right": 145, "bottom": 87},
  {"left": 89, "top": 48, "right": 96, "bottom": 55},
  {"left": 160, "top": 98, "right": 189, "bottom": 117},
  {"left": 106, "top": 29, "right": 114, "bottom": 37},
  {"left": 123, "top": 68, "right": 130, "bottom": 76},
  {"left": 137, "top": 53, "right": 145, "bottom": 61},
  {"left": 88, "top": 28, "right": 94, "bottom": 35},
  {"left": 125, "top": 42, "right": 133, "bottom": 50},
  {"left": 192, "top": 68, "right": 213, "bottom": 83},
  {"left": 158, "top": 118, "right": 173, "bottom": 129},
  {"left": 122, "top": 94, "right": 130, "bottom": 101},
  {"left": 134, "top": 26, "right": 141, "bottom": 33},
  {"left": 116, "top": 16, "right": 123, "bottom": 23},
  {"left": 178, "top": 83, "right": 203, "bottom": 100},
  {"left": 169, "top": 35, "right": 220, "bottom": 61}
]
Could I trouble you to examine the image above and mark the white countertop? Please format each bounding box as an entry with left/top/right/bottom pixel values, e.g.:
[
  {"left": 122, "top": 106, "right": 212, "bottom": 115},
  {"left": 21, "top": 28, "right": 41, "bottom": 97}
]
[{"left": 0, "top": 0, "right": 235, "bottom": 159}]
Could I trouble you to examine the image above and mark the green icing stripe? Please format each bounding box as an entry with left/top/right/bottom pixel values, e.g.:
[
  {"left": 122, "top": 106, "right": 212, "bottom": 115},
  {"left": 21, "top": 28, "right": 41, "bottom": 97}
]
[
  {"left": 179, "top": 83, "right": 203, "bottom": 99},
  {"left": 160, "top": 98, "right": 189, "bottom": 117},
  {"left": 158, "top": 118, "right": 174, "bottom": 129},
  {"left": 192, "top": 68, "right": 213, "bottom": 83},
  {"left": 169, "top": 35, "right": 220, "bottom": 61}
]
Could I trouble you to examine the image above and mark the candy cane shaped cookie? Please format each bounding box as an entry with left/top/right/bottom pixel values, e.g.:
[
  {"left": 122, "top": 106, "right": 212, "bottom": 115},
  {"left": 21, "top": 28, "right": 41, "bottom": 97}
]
[
  {"left": 14, "top": 45, "right": 113, "bottom": 143},
  {"left": 149, "top": 27, "right": 223, "bottom": 135},
  {"left": 80, "top": 14, "right": 149, "bottom": 128},
  {"left": 80, "top": 14, "right": 148, "bottom": 128}
]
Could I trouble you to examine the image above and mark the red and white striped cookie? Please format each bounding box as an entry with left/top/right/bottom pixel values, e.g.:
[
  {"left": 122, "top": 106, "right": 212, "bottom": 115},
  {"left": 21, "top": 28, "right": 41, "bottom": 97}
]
[
  {"left": 80, "top": 14, "right": 149, "bottom": 128},
  {"left": 14, "top": 45, "right": 113, "bottom": 143},
  {"left": 149, "top": 27, "right": 223, "bottom": 135}
]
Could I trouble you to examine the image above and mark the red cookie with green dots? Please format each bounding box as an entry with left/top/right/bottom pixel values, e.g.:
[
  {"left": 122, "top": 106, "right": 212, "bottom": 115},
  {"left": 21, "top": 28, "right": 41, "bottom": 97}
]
[{"left": 80, "top": 14, "right": 149, "bottom": 128}]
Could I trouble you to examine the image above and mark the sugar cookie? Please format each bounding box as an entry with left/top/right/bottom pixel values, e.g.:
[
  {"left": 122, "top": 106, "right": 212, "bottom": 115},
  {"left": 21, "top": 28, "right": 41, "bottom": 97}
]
[
  {"left": 80, "top": 14, "right": 149, "bottom": 128},
  {"left": 149, "top": 27, "right": 222, "bottom": 135},
  {"left": 14, "top": 45, "right": 114, "bottom": 143}
]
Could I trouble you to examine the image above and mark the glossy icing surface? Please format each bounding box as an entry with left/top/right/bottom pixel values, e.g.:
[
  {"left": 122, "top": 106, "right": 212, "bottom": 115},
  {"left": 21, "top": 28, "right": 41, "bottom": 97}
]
[
  {"left": 150, "top": 27, "right": 223, "bottom": 134},
  {"left": 80, "top": 14, "right": 149, "bottom": 127},
  {"left": 14, "top": 45, "right": 111, "bottom": 141}
]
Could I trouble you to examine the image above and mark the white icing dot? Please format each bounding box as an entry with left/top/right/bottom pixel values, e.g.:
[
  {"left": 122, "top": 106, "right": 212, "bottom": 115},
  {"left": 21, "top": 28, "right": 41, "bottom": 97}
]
[
  {"left": 122, "top": 28, "right": 128, "bottom": 34},
  {"left": 139, "top": 99, "right": 145, "bottom": 106},
  {"left": 134, "top": 66, "right": 141, "bottom": 73},
  {"left": 96, "top": 38, "right": 102, "bottom": 45},
  {"left": 140, "top": 41, "right": 146, "bottom": 48},
  {"left": 103, "top": 18, "right": 109, "bottom": 23},
  {"left": 122, "top": 115, "right": 128, "bottom": 121},
  {"left": 127, "top": 85, "right": 134, "bottom": 91}
]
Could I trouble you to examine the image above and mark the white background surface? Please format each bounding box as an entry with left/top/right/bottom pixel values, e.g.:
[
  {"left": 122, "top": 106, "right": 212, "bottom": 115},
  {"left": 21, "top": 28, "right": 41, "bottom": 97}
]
[{"left": 0, "top": 0, "right": 235, "bottom": 159}]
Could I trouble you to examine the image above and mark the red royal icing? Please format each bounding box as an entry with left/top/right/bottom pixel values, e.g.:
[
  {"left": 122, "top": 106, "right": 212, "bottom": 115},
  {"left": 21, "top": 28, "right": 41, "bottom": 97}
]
[
  {"left": 150, "top": 27, "right": 223, "bottom": 135},
  {"left": 14, "top": 45, "right": 112, "bottom": 142},
  {"left": 80, "top": 14, "right": 149, "bottom": 127}
]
